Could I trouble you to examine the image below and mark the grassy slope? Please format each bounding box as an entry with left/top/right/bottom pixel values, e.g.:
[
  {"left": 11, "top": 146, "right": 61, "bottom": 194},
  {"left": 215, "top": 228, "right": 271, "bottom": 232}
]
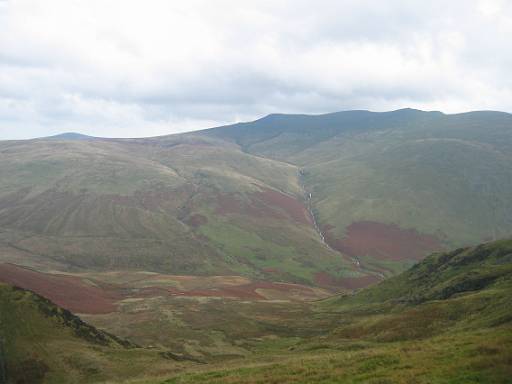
[
  {"left": 156, "top": 239, "right": 512, "bottom": 383},
  {"left": 0, "top": 135, "right": 348, "bottom": 285},
  {"left": 204, "top": 109, "right": 512, "bottom": 273},
  {"left": 0, "top": 283, "right": 187, "bottom": 384},
  {"left": 161, "top": 330, "right": 512, "bottom": 384}
]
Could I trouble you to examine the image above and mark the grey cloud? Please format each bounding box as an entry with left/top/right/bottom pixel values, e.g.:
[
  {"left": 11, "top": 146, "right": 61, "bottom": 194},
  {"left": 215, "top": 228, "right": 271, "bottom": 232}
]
[{"left": 0, "top": 0, "right": 511, "bottom": 139}]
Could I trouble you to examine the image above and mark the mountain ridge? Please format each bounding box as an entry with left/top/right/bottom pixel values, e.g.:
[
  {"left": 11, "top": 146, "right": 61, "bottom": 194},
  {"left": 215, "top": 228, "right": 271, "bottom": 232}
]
[{"left": 25, "top": 108, "right": 512, "bottom": 143}]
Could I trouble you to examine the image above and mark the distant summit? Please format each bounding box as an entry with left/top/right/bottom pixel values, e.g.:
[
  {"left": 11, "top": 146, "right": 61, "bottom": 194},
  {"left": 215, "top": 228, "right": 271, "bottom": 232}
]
[{"left": 45, "top": 132, "right": 97, "bottom": 141}]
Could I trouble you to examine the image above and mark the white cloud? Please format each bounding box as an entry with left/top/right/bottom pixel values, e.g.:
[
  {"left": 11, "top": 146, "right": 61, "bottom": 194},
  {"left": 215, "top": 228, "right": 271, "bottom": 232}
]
[{"left": 0, "top": 0, "right": 511, "bottom": 139}]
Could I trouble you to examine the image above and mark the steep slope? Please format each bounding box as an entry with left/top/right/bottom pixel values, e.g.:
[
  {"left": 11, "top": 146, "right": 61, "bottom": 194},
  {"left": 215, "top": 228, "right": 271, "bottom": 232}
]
[
  {"left": 0, "top": 283, "right": 186, "bottom": 384},
  {"left": 202, "top": 109, "right": 512, "bottom": 275},
  {"left": 322, "top": 238, "right": 512, "bottom": 328}
]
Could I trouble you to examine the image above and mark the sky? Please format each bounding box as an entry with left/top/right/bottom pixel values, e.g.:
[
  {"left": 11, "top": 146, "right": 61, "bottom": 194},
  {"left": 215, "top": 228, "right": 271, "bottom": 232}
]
[{"left": 0, "top": 0, "right": 511, "bottom": 139}]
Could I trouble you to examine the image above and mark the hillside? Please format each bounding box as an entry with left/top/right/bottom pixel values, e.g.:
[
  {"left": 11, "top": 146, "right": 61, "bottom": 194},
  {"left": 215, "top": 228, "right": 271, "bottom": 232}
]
[
  {"left": 321, "top": 238, "right": 512, "bottom": 334},
  {"left": 0, "top": 283, "right": 187, "bottom": 383},
  {"left": 0, "top": 136, "right": 351, "bottom": 287},
  {"left": 0, "top": 109, "right": 511, "bottom": 287},
  {"left": 160, "top": 238, "right": 512, "bottom": 383},
  {"left": 202, "top": 109, "right": 512, "bottom": 274}
]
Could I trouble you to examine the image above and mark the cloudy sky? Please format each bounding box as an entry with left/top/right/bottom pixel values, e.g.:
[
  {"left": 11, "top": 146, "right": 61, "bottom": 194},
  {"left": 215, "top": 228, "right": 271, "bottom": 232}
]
[{"left": 0, "top": 0, "right": 511, "bottom": 139}]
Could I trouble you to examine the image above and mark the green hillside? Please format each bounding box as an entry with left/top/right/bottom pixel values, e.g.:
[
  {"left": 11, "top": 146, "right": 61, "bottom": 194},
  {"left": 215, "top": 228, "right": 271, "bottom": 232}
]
[
  {"left": 204, "top": 109, "right": 512, "bottom": 274},
  {"left": 320, "top": 239, "right": 512, "bottom": 336},
  {"left": 0, "top": 283, "right": 186, "bottom": 383},
  {"left": 1, "top": 109, "right": 511, "bottom": 286},
  {"left": 0, "top": 136, "right": 350, "bottom": 286}
]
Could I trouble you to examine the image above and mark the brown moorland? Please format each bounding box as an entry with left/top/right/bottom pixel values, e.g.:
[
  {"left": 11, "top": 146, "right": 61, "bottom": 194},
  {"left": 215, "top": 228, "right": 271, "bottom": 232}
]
[
  {"left": 324, "top": 221, "right": 442, "bottom": 261},
  {"left": 0, "top": 263, "right": 120, "bottom": 314}
]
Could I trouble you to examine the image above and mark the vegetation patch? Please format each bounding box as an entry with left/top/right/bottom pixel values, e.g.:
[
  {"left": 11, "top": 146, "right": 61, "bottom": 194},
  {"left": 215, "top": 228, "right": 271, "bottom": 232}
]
[
  {"left": 325, "top": 221, "right": 442, "bottom": 262},
  {"left": 0, "top": 263, "right": 120, "bottom": 314}
]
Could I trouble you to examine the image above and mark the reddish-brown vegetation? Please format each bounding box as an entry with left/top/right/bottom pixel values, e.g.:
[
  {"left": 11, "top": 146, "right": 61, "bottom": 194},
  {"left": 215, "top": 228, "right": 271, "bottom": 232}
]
[
  {"left": 185, "top": 214, "right": 208, "bottom": 228},
  {"left": 215, "top": 187, "right": 311, "bottom": 225},
  {"left": 166, "top": 285, "right": 264, "bottom": 300},
  {"left": 253, "top": 188, "right": 312, "bottom": 225},
  {"left": 0, "top": 263, "right": 120, "bottom": 314},
  {"left": 165, "top": 281, "right": 324, "bottom": 300},
  {"left": 0, "top": 264, "right": 328, "bottom": 314},
  {"left": 324, "top": 221, "right": 442, "bottom": 261}
]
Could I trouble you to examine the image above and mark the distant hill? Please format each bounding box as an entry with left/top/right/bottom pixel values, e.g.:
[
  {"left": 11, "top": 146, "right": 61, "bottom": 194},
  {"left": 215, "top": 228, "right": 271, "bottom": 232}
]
[
  {"left": 0, "top": 109, "right": 511, "bottom": 287},
  {"left": 44, "top": 132, "right": 97, "bottom": 141},
  {"left": 202, "top": 109, "right": 512, "bottom": 274},
  {"left": 0, "top": 131, "right": 354, "bottom": 287}
]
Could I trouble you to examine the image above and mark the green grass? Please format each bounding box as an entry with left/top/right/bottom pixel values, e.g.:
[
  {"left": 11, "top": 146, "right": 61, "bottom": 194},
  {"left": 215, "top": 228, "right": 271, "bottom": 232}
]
[
  {"left": 207, "top": 109, "right": 512, "bottom": 272},
  {"left": 158, "top": 328, "right": 512, "bottom": 384},
  {"left": 152, "top": 238, "right": 512, "bottom": 384},
  {"left": 197, "top": 217, "right": 347, "bottom": 283},
  {"left": 322, "top": 239, "right": 512, "bottom": 308},
  {"left": 0, "top": 283, "right": 188, "bottom": 384},
  {"left": 306, "top": 137, "right": 512, "bottom": 248}
]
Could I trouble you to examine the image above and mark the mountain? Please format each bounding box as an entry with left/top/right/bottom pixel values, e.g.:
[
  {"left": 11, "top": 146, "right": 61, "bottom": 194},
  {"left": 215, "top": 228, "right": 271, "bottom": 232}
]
[
  {"left": 0, "top": 283, "right": 187, "bottom": 384},
  {"left": 203, "top": 109, "right": 512, "bottom": 274},
  {"left": 0, "top": 134, "right": 348, "bottom": 287},
  {"left": 0, "top": 109, "right": 511, "bottom": 288},
  {"left": 45, "top": 132, "right": 96, "bottom": 141}
]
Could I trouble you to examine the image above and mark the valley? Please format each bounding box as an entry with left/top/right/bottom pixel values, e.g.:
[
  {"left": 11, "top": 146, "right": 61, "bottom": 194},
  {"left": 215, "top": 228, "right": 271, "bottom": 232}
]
[
  {"left": 2, "top": 0, "right": 512, "bottom": 382},
  {"left": 1, "top": 109, "right": 512, "bottom": 383},
  {"left": 2, "top": 238, "right": 511, "bottom": 383}
]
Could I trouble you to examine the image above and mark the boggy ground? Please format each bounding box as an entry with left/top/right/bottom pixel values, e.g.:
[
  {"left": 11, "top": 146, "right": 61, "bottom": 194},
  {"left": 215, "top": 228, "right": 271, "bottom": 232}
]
[{"left": 0, "top": 263, "right": 334, "bottom": 358}]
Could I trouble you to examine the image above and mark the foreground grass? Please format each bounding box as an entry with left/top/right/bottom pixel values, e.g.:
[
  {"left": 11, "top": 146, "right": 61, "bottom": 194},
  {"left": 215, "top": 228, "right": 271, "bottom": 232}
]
[
  {"left": 158, "top": 327, "right": 512, "bottom": 384},
  {"left": 150, "top": 241, "right": 512, "bottom": 384},
  {"left": 0, "top": 283, "right": 187, "bottom": 384}
]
